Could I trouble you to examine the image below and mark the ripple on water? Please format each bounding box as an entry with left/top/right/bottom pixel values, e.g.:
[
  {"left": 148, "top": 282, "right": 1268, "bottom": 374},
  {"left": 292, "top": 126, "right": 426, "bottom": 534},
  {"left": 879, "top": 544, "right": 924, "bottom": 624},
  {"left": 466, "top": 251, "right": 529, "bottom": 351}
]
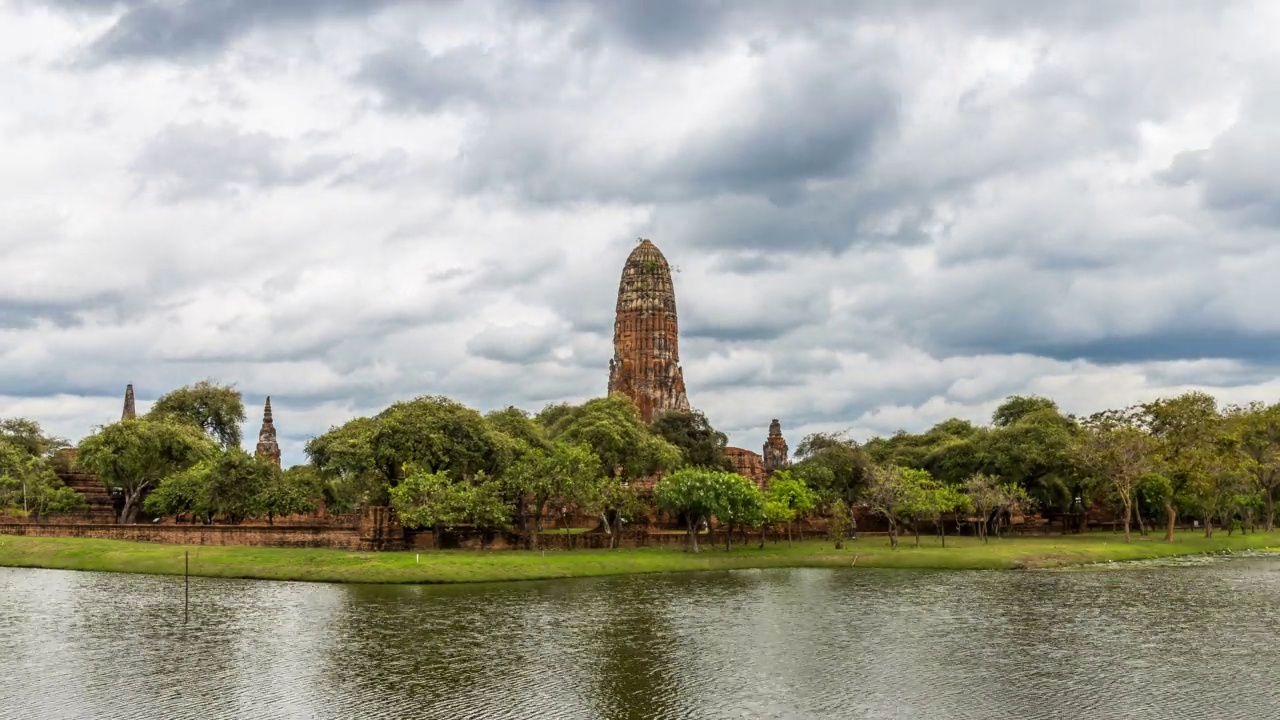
[{"left": 4, "top": 559, "right": 1280, "bottom": 719}]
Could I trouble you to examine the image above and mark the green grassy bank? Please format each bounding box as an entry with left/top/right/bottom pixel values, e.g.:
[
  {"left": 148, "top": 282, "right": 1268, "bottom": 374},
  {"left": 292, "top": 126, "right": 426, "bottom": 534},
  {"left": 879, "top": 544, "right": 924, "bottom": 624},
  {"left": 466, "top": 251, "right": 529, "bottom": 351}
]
[{"left": 1, "top": 531, "right": 1278, "bottom": 584}]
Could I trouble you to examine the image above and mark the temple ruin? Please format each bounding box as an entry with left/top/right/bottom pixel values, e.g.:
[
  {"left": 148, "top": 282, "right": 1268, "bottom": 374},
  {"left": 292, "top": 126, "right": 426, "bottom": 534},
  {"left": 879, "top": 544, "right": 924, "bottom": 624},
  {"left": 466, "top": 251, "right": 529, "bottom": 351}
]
[
  {"left": 608, "top": 239, "right": 787, "bottom": 487},
  {"left": 608, "top": 239, "right": 691, "bottom": 424},
  {"left": 121, "top": 384, "right": 136, "bottom": 420},
  {"left": 255, "top": 396, "right": 281, "bottom": 467}
]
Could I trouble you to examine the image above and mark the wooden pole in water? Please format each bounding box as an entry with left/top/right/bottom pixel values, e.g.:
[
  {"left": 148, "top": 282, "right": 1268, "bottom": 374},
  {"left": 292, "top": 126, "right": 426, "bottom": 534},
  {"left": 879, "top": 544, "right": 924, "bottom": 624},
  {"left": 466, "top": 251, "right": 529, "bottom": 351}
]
[{"left": 184, "top": 550, "right": 189, "bottom": 625}]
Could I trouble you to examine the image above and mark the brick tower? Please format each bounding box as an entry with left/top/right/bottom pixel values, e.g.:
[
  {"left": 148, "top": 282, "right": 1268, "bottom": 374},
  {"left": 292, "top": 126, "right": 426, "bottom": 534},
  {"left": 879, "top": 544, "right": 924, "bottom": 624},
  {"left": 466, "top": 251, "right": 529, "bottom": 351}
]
[
  {"left": 121, "top": 384, "right": 136, "bottom": 420},
  {"left": 608, "top": 239, "right": 691, "bottom": 423},
  {"left": 255, "top": 396, "right": 281, "bottom": 467},
  {"left": 762, "top": 419, "right": 789, "bottom": 476}
]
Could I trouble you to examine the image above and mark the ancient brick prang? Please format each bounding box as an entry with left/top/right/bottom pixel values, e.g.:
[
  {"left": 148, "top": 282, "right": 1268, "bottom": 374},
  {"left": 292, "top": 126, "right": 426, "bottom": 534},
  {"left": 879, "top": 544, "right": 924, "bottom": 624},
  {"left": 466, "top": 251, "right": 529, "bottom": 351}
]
[
  {"left": 763, "top": 419, "right": 789, "bottom": 476},
  {"left": 608, "top": 239, "right": 690, "bottom": 424},
  {"left": 121, "top": 384, "right": 136, "bottom": 421},
  {"left": 255, "top": 397, "right": 281, "bottom": 467}
]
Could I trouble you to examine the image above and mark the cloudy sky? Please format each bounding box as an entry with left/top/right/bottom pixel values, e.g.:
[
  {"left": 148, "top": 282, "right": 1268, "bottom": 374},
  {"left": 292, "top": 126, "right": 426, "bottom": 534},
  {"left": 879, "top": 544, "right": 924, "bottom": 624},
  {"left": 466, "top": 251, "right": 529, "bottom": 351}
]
[{"left": 3, "top": 0, "right": 1279, "bottom": 465}]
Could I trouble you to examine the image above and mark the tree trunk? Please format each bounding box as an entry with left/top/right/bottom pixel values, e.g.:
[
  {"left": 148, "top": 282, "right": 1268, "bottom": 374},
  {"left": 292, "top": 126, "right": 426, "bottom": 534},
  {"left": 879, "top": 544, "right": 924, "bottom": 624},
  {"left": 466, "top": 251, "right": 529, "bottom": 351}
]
[
  {"left": 940, "top": 517, "right": 947, "bottom": 549},
  {"left": 1122, "top": 500, "right": 1132, "bottom": 543},
  {"left": 1134, "top": 506, "right": 1146, "bottom": 537},
  {"left": 913, "top": 520, "right": 920, "bottom": 548},
  {"left": 725, "top": 520, "right": 733, "bottom": 551},
  {"left": 1164, "top": 500, "right": 1177, "bottom": 542},
  {"left": 786, "top": 521, "right": 792, "bottom": 548},
  {"left": 759, "top": 525, "right": 766, "bottom": 550},
  {"left": 887, "top": 520, "right": 898, "bottom": 549},
  {"left": 531, "top": 509, "right": 544, "bottom": 551},
  {"left": 1204, "top": 514, "right": 1213, "bottom": 538},
  {"left": 1267, "top": 491, "right": 1275, "bottom": 532},
  {"left": 687, "top": 515, "right": 700, "bottom": 553}
]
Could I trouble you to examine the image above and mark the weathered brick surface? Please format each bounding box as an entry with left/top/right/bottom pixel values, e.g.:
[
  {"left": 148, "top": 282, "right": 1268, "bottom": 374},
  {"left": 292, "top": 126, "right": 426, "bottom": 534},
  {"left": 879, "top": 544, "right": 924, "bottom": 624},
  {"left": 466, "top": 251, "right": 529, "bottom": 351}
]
[
  {"left": 607, "top": 239, "right": 690, "bottom": 423},
  {"left": 724, "top": 447, "right": 767, "bottom": 487},
  {"left": 254, "top": 396, "right": 281, "bottom": 467},
  {"left": 121, "top": 384, "right": 136, "bottom": 420},
  {"left": 2, "top": 508, "right": 399, "bottom": 550},
  {"left": 762, "top": 419, "right": 789, "bottom": 476},
  {"left": 0, "top": 522, "right": 372, "bottom": 549}
]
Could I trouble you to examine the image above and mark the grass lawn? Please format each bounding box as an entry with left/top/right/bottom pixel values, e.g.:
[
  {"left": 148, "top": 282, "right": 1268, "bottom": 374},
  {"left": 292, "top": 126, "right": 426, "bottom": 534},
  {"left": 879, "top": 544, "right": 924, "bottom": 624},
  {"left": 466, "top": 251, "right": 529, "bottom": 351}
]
[{"left": 1, "top": 530, "right": 1278, "bottom": 584}]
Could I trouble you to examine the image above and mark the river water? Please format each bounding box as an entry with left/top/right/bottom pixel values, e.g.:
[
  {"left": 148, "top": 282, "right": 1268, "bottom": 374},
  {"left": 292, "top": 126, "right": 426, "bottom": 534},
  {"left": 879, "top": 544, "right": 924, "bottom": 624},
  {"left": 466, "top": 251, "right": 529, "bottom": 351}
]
[{"left": 3, "top": 559, "right": 1280, "bottom": 719}]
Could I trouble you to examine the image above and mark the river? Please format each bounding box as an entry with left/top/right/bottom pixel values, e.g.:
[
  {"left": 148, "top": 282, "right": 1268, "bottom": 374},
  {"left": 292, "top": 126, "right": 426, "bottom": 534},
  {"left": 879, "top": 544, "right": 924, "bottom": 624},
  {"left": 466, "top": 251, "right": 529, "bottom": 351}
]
[{"left": 3, "top": 559, "right": 1280, "bottom": 719}]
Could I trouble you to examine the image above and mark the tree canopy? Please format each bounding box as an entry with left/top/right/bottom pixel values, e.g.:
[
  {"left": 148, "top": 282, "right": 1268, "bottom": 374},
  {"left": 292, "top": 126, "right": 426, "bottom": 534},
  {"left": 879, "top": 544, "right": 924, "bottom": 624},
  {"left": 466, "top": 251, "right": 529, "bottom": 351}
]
[{"left": 148, "top": 380, "right": 246, "bottom": 449}]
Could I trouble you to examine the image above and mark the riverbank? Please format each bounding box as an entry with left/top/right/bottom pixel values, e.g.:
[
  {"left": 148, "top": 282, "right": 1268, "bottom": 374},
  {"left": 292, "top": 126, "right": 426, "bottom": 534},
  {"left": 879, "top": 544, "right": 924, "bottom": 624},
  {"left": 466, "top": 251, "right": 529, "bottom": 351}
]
[{"left": 2, "top": 531, "right": 1278, "bottom": 583}]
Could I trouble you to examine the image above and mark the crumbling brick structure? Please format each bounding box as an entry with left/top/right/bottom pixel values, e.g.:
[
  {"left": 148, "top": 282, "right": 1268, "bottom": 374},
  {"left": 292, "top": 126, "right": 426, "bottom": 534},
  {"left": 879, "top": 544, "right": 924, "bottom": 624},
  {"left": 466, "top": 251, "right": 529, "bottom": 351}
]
[
  {"left": 255, "top": 396, "right": 281, "bottom": 467},
  {"left": 763, "top": 418, "right": 789, "bottom": 476},
  {"left": 607, "top": 239, "right": 691, "bottom": 423},
  {"left": 724, "top": 446, "right": 767, "bottom": 488}
]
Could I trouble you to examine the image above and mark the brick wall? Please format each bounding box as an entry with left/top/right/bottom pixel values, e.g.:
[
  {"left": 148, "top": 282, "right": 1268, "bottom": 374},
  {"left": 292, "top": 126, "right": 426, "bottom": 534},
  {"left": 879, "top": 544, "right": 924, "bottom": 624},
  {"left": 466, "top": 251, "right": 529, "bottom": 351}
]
[{"left": 0, "top": 522, "right": 374, "bottom": 550}]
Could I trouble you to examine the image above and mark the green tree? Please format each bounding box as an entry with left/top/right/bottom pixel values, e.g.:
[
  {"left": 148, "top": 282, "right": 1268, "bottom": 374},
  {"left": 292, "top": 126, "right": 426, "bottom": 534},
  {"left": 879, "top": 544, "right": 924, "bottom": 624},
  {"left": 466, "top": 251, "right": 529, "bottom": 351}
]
[
  {"left": 504, "top": 441, "right": 603, "bottom": 548},
  {"left": 1077, "top": 418, "right": 1154, "bottom": 543},
  {"left": 984, "top": 403, "right": 1082, "bottom": 514},
  {"left": 649, "top": 410, "right": 731, "bottom": 470},
  {"left": 0, "top": 418, "right": 81, "bottom": 521},
  {"left": 389, "top": 468, "right": 469, "bottom": 540},
  {"left": 765, "top": 470, "right": 817, "bottom": 546},
  {"left": 204, "top": 449, "right": 277, "bottom": 523},
  {"left": 305, "top": 415, "right": 385, "bottom": 506},
  {"left": 899, "top": 473, "right": 969, "bottom": 549},
  {"left": 0, "top": 418, "right": 68, "bottom": 459},
  {"left": 543, "top": 394, "right": 680, "bottom": 542},
  {"left": 963, "top": 473, "right": 1002, "bottom": 543},
  {"left": 143, "top": 462, "right": 213, "bottom": 523},
  {"left": 1139, "top": 392, "right": 1221, "bottom": 541},
  {"left": 0, "top": 458, "right": 86, "bottom": 521},
  {"left": 759, "top": 500, "right": 793, "bottom": 549},
  {"left": 1222, "top": 402, "right": 1280, "bottom": 531},
  {"left": 307, "top": 396, "right": 516, "bottom": 509},
  {"left": 372, "top": 395, "right": 515, "bottom": 483},
  {"left": 78, "top": 418, "right": 217, "bottom": 523},
  {"left": 389, "top": 467, "right": 512, "bottom": 546},
  {"left": 485, "top": 406, "right": 550, "bottom": 450},
  {"left": 654, "top": 467, "right": 724, "bottom": 553},
  {"left": 992, "top": 395, "right": 1060, "bottom": 427},
  {"left": 148, "top": 380, "right": 246, "bottom": 449},
  {"left": 828, "top": 498, "right": 851, "bottom": 549},
  {"left": 485, "top": 407, "right": 551, "bottom": 535},
  {"left": 863, "top": 465, "right": 921, "bottom": 549},
  {"left": 258, "top": 464, "right": 319, "bottom": 525},
  {"left": 543, "top": 395, "right": 681, "bottom": 481},
  {"left": 715, "top": 472, "right": 764, "bottom": 551},
  {"left": 791, "top": 432, "right": 869, "bottom": 504}
]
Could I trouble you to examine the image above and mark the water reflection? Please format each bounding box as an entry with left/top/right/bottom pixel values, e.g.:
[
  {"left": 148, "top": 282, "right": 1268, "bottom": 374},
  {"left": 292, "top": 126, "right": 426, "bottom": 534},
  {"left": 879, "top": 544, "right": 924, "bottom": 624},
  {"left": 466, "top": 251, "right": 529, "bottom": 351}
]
[{"left": 6, "top": 561, "right": 1280, "bottom": 719}]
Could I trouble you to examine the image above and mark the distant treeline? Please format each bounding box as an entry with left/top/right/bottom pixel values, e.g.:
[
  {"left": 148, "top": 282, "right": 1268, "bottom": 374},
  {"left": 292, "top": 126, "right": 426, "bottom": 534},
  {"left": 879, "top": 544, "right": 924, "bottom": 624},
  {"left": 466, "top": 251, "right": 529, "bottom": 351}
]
[{"left": 3, "top": 384, "right": 1274, "bottom": 549}]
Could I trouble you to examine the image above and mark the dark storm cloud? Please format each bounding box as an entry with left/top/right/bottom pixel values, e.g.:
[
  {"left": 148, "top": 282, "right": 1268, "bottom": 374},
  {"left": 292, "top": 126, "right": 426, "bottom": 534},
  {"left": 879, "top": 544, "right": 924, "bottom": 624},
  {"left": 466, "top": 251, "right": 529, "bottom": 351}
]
[
  {"left": 1018, "top": 332, "right": 1280, "bottom": 367},
  {"left": 532, "top": 0, "right": 1153, "bottom": 57},
  {"left": 51, "top": 0, "right": 407, "bottom": 62},
  {"left": 0, "top": 299, "right": 99, "bottom": 329},
  {"left": 131, "top": 122, "right": 344, "bottom": 200},
  {"left": 1160, "top": 127, "right": 1280, "bottom": 228},
  {"left": 42, "top": 0, "right": 1159, "bottom": 64},
  {"left": 356, "top": 45, "right": 501, "bottom": 114}
]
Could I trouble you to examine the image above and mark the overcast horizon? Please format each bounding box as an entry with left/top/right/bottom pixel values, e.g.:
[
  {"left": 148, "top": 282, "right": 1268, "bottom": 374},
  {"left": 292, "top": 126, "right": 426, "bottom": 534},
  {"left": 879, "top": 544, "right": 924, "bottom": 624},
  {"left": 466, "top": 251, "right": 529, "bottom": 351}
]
[{"left": 4, "top": 1, "right": 1280, "bottom": 465}]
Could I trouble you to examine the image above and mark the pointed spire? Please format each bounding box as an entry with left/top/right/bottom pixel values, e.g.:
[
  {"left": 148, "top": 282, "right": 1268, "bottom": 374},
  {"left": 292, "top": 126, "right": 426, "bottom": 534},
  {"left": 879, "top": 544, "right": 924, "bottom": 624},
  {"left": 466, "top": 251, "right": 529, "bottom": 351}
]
[
  {"left": 255, "top": 396, "right": 281, "bottom": 467},
  {"left": 121, "top": 384, "right": 136, "bottom": 421},
  {"left": 763, "top": 419, "right": 789, "bottom": 475}
]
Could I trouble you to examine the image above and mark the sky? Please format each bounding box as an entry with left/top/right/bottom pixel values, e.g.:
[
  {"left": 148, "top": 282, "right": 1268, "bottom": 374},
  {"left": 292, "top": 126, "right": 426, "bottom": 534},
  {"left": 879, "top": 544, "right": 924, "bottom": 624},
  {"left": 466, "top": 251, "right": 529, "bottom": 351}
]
[{"left": 3, "top": 0, "right": 1280, "bottom": 466}]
